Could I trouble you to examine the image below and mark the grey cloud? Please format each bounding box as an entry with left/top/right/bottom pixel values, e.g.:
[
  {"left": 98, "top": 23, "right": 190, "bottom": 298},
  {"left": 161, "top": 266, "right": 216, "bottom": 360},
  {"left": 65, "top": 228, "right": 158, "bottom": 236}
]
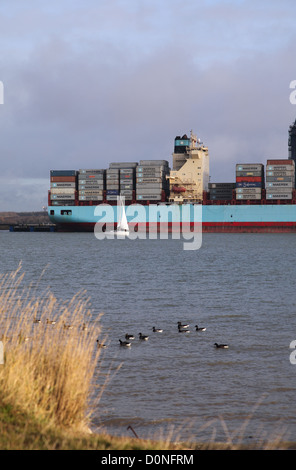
[{"left": 0, "top": 0, "right": 296, "bottom": 210}]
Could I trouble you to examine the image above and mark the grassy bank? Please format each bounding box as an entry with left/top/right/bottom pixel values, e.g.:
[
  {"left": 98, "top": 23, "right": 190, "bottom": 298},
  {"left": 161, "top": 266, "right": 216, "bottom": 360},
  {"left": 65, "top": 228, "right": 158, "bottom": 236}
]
[
  {"left": 0, "top": 397, "right": 294, "bottom": 450},
  {"left": 0, "top": 265, "right": 294, "bottom": 450},
  {"left": 0, "top": 397, "right": 192, "bottom": 450}
]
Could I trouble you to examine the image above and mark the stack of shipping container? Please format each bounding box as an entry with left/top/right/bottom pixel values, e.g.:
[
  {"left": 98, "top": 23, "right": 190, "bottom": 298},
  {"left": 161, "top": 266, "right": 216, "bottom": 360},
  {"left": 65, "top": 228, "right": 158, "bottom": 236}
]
[
  {"left": 50, "top": 170, "right": 77, "bottom": 206},
  {"left": 265, "top": 159, "right": 295, "bottom": 200},
  {"left": 136, "top": 160, "right": 169, "bottom": 201},
  {"left": 208, "top": 183, "right": 235, "bottom": 201},
  {"left": 109, "top": 162, "right": 138, "bottom": 201},
  {"left": 235, "top": 164, "right": 264, "bottom": 200},
  {"left": 106, "top": 168, "right": 120, "bottom": 201},
  {"left": 78, "top": 169, "right": 105, "bottom": 202},
  {"left": 119, "top": 169, "right": 134, "bottom": 200}
]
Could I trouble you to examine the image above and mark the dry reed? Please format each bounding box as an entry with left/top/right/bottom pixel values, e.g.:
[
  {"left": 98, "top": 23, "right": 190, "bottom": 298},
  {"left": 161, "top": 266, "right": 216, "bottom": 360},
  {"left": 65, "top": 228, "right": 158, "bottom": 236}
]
[{"left": 0, "top": 263, "right": 104, "bottom": 431}]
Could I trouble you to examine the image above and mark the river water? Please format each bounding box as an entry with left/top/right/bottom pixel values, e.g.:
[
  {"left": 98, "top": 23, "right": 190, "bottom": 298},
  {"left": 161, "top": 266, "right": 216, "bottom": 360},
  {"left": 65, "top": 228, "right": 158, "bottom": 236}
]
[{"left": 0, "top": 230, "right": 296, "bottom": 445}]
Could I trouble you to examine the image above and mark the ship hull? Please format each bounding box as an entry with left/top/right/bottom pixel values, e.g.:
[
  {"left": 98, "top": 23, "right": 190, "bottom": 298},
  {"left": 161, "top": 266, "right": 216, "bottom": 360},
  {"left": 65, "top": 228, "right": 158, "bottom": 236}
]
[{"left": 48, "top": 203, "right": 296, "bottom": 233}]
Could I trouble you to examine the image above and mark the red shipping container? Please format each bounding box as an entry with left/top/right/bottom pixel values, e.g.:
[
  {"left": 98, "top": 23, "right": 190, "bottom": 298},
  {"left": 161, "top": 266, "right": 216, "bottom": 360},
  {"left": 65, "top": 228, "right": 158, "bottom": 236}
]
[
  {"left": 50, "top": 176, "right": 76, "bottom": 182},
  {"left": 236, "top": 176, "right": 263, "bottom": 182},
  {"left": 267, "top": 159, "right": 295, "bottom": 165}
]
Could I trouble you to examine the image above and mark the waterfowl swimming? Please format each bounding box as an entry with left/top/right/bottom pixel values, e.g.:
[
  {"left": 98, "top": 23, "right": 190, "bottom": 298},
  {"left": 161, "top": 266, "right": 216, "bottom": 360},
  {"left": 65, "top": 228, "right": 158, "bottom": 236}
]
[
  {"left": 63, "top": 322, "right": 73, "bottom": 330},
  {"left": 178, "top": 327, "right": 190, "bottom": 333},
  {"left": 82, "top": 323, "right": 88, "bottom": 331},
  {"left": 46, "top": 319, "right": 56, "bottom": 325},
  {"left": 152, "top": 327, "right": 163, "bottom": 333},
  {"left": 195, "top": 325, "right": 206, "bottom": 332},
  {"left": 119, "top": 339, "right": 131, "bottom": 347},
  {"left": 139, "top": 332, "right": 149, "bottom": 340},
  {"left": 96, "top": 340, "right": 106, "bottom": 349},
  {"left": 177, "top": 322, "right": 189, "bottom": 329},
  {"left": 214, "top": 343, "right": 229, "bottom": 349},
  {"left": 33, "top": 317, "right": 41, "bottom": 324},
  {"left": 125, "top": 334, "right": 135, "bottom": 340}
]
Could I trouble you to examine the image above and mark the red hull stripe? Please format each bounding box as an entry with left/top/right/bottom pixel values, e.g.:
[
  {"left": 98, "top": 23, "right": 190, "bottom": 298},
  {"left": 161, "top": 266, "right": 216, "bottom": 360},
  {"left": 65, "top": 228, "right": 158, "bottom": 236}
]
[{"left": 56, "top": 221, "right": 296, "bottom": 233}]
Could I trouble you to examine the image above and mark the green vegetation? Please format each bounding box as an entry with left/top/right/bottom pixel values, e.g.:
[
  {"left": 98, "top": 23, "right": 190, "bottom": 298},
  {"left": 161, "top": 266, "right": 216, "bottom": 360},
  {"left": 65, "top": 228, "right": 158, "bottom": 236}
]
[{"left": 0, "top": 398, "right": 191, "bottom": 450}]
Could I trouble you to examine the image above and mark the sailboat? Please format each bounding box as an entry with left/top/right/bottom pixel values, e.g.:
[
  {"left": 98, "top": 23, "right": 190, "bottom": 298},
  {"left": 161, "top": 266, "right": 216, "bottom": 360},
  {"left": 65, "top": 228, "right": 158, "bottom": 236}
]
[{"left": 111, "top": 196, "right": 129, "bottom": 238}]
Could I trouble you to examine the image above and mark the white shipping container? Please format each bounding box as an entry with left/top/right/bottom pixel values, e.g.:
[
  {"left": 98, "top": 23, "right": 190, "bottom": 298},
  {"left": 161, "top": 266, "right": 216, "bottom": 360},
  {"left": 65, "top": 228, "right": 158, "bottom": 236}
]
[
  {"left": 267, "top": 165, "right": 295, "bottom": 171},
  {"left": 266, "top": 193, "right": 292, "bottom": 199},
  {"left": 137, "top": 195, "right": 163, "bottom": 200},
  {"left": 79, "top": 190, "right": 103, "bottom": 196},
  {"left": 236, "top": 164, "right": 263, "bottom": 171},
  {"left": 50, "top": 187, "right": 75, "bottom": 194},
  {"left": 236, "top": 188, "right": 262, "bottom": 194},
  {"left": 79, "top": 169, "right": 105, "bottom": 173},
  {"left": 78, "top": 177, "right": 104, "bottom": 183},
  {"left": 78, "top": 196, "right": 103, "bottom": 201},
  {"left": 78, "top": 174, "right": 104, "bottom": 179},
  {"left": 120, "top": 169, "right": 133, "bottom": 174},
  {"left": 266, "top": 185, "right": 293, "bottom": 191},
  {"left": 136, "top": 177, "right": 163, "bottom": 184},
  {"left": 266, "top": 181, "right": 293, "bottom": 188},
  {"left": 267, "top": 171, "right": 294, "bottom": 177},
  {"left": 51, "top": 194, "right": 75, "bottom": 200},
  {"left": 236, "top": 194, "right": 262, "bottom": 200},
  {"left": 137, "top": 167, "right": 164, "bottom": 173},
  {"left": 51, "top": 182, "right": 76, "bottom": 188},
  {"left": 78, "top": 185, "right": 104, "bottom": 190}
]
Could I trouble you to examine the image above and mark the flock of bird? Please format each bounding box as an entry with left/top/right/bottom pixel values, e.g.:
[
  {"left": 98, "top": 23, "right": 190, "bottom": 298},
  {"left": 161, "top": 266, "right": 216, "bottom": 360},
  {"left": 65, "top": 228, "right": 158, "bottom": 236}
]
[
  {"left": 116, "top": 321, "right": 229, "bottom": 349},
  {"left": 28, "top": 317, "right": 229, "bottom": 351}
]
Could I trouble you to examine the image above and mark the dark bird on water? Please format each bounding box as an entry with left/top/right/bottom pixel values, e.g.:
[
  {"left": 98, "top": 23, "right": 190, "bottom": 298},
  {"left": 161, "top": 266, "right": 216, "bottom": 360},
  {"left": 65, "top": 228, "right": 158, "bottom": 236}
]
[
  {"left": 152, "top": 327, "right": 163, "bottom": 333},
  {"left": 214, "top": 343, "right": 229, "bottom": 349},
  {"left": 119, "top": 339, "right": 131, "bottom": 347},
  {"left": 125, "top": 334, "right": 135, "bottom": 340},
  {"left": 195, "top": 324, "right": 206, "bottom": 332},
  {"left": 139, "top": 333, "right": 149, "bottom": 340}
]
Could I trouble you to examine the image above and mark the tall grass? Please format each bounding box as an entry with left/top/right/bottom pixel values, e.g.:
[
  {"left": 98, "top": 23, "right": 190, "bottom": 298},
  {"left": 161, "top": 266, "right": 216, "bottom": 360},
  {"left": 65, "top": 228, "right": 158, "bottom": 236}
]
[{"left": 0, "top": 264, "right": 104, "bottom": 431}]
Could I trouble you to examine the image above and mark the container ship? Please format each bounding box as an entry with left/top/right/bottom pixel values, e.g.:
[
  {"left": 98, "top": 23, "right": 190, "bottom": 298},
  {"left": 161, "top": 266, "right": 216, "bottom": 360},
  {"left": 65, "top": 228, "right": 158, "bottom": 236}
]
[{"left": 48, "top": 121, "right": 296, "bottom": 233}]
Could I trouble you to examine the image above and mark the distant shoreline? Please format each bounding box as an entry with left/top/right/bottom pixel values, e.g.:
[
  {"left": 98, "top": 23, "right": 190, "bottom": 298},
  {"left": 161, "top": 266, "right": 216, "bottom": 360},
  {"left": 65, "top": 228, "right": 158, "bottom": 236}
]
[{"left": 0, "top": 211, "right": 50, "bottom": 229}]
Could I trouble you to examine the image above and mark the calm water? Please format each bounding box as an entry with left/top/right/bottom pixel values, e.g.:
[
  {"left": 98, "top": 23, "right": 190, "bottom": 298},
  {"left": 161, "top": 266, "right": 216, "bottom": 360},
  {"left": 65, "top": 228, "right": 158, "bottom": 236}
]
[{"left": 1, "top": 230, "right": 296, "bottom": 444}]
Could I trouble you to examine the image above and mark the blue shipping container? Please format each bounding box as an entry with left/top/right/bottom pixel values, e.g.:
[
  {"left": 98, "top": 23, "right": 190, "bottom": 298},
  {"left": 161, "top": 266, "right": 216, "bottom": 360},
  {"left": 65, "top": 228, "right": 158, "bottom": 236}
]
[
  {"left": 50, "top": 170, "right": 77, "bottom": 176},
  {"left": 236, "top": 182, "right": 262, "bottom": 188},
  {"left": 106, "top": 190, "right": 119, "bottom": 195}
]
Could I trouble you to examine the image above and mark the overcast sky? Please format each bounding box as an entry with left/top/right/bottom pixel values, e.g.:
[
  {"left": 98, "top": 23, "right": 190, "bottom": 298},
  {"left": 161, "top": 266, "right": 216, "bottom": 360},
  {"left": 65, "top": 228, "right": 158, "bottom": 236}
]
[{"left": 0, "top": 0, "right": 296, "bottom": 211}]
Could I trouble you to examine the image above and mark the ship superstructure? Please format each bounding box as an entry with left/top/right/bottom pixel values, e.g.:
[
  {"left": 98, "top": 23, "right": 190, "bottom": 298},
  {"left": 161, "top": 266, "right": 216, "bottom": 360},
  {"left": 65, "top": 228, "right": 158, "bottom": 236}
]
[{"left": 168, "top": 130, "right": 209, "bottom": 203}]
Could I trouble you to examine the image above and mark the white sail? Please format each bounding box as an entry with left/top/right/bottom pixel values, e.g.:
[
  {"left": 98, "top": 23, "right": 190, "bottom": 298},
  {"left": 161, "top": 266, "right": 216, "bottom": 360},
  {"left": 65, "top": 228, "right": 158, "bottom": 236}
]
[{"left": 117, "top": 197, "right": 129, "bottom": 232}]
